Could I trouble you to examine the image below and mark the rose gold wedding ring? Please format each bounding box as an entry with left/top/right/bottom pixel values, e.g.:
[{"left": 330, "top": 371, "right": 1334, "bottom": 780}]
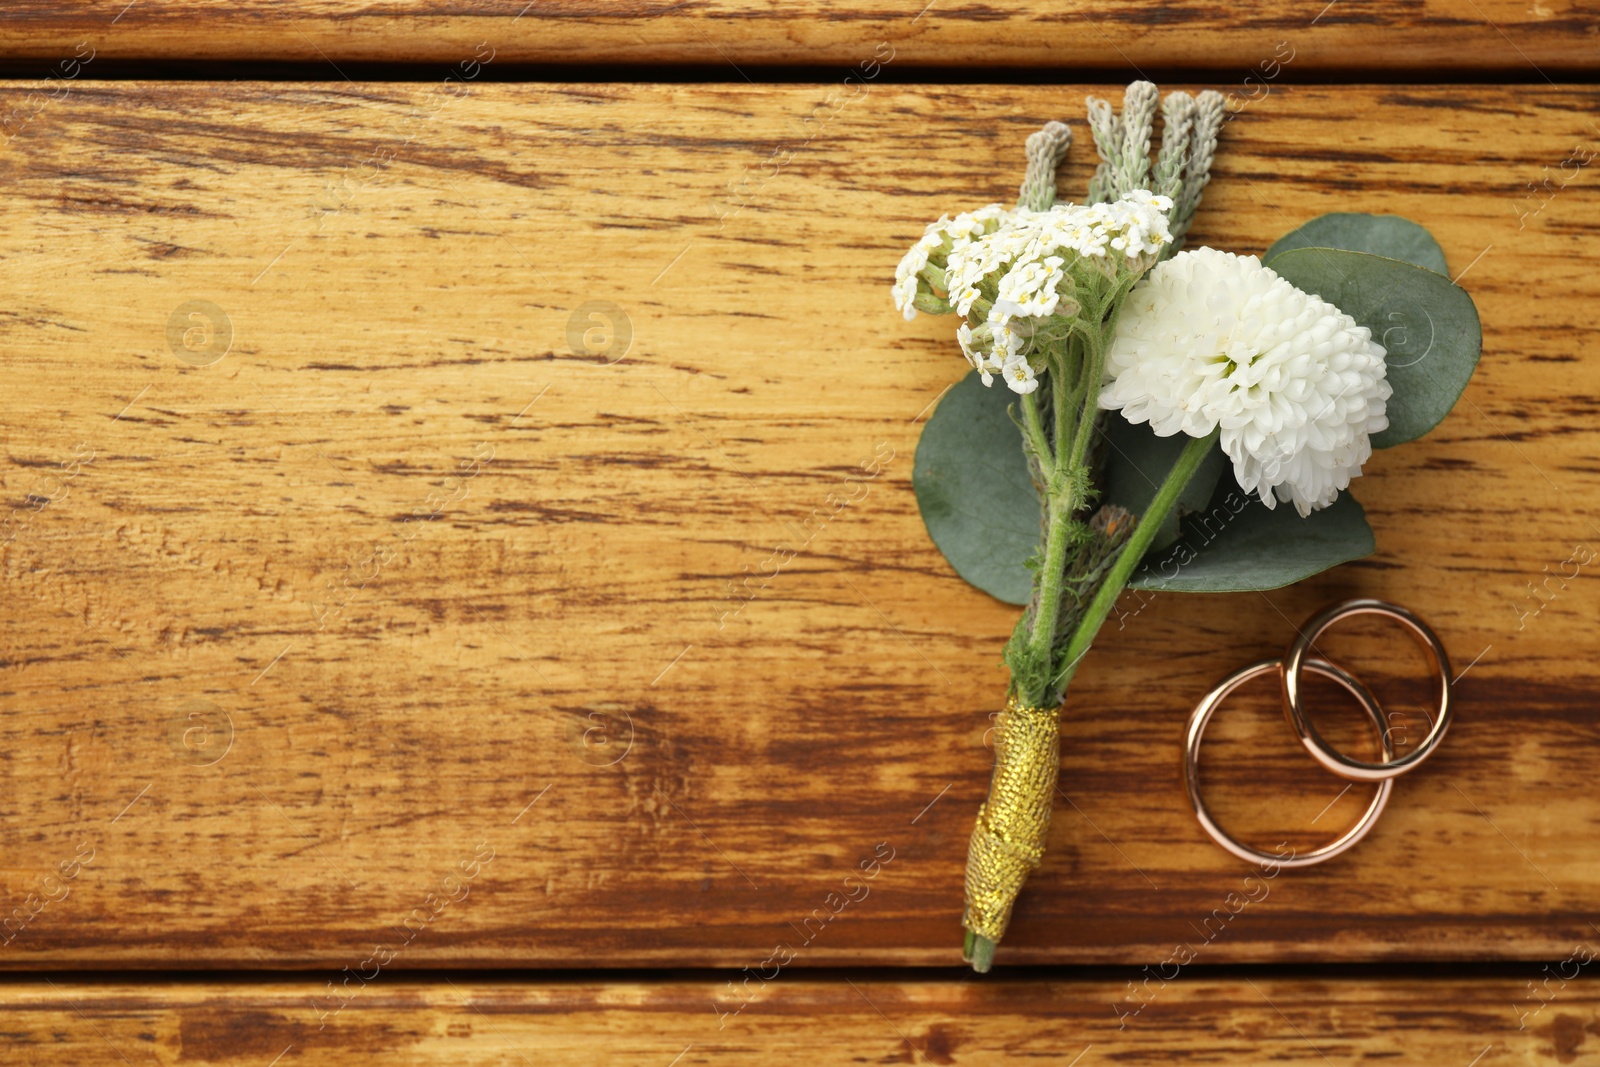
[
  {"left": 1184, "top": 598, "right": 1454, "bottom": 866},
  {"left": 1184, "top": 658, "right": 1394, "bottom": 868},
  {"left": 1282, "top": 598, "right": 1453, "bottom": 783}
]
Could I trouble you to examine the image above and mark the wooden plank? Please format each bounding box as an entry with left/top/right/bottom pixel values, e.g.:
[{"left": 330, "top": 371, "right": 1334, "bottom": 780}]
[
  {"left": 0, "top": 2, "right": 1595, "bottom": 74},
  {"left": 6, "top": 974, "right": 1597, "bottom": 1062},
  {"left": 0, "top": 82, "right": 1596, "bottom": 970}
]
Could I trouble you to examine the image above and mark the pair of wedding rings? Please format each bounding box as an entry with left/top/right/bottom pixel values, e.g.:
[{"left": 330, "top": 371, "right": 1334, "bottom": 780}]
[{"left": 1183, "top": 599, "right": 1453, "bottom": 868}]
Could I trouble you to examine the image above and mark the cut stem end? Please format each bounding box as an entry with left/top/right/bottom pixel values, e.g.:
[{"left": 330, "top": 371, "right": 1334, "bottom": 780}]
[{"left": 965, "top": 932, "right": 997, "bottom": 973}]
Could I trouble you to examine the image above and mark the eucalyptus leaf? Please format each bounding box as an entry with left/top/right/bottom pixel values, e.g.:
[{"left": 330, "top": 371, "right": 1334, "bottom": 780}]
[
  {"left": 1130, "top": 476, "right": 1375, "bottom": 592},
  {"left": 1267, "top": 247, "right": 1482, "bottom": 448},
  {"left": 914, "top": 370, "right": 1039, "bottom": 605},
  {"left": 1100, "top": 418, "right": 1226, "bottom": 552},
  {"left": 1265, "top": 212, "right": 1448, "bottom": 275}
]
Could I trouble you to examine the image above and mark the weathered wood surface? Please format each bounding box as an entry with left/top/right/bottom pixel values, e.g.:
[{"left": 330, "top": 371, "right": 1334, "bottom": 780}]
[
  {"left": 7, "top": 974, "right": 1597, "bottom": 1063},
  {"left": 0, "top": 1, "right": 1596, "bottom": 74},
  {"left": 0, "top": 82, "right": 1596, "bottom": 970}
]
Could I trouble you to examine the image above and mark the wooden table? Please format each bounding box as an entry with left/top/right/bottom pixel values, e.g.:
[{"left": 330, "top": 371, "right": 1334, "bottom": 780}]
[{"left": 1, "top": 3, "right": 1598, "bottom": 1063}]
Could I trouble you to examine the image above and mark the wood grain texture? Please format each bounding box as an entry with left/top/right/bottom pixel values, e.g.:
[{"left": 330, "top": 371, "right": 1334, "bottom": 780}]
[
  {"left": 8, "top": 974, "right": 1599, "bottom": 1063},
  {"left": 0, "top": 1, "right": 1596, "bottom": 73},
  {"left": 0, "top": 82, "right": 1596, "bottom": 971}
]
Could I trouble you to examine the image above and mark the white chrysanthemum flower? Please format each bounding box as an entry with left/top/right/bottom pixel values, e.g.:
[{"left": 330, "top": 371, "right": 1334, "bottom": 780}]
[
  {"left": 1099, "top": 248, "right": 1391, "bottom": 517},
  {"left": 892, "top": 204, "right": 1014, "bottom": 321}
]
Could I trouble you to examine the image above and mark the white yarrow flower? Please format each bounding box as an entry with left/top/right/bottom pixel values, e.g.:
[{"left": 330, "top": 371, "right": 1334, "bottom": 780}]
[
  {"left": 957, "top": 321, "right": 1008, "bottom": 386},
  {"left": 1099, "top": 248, "right": 1391, "bottom": 517},
  {"left": 892, "top": 204, "right": 1014, "bottom": 321},
  {"left": 1002, "top": 354, "right": 1039, "bottom": 394},
  {"left": 940, "top": 191, "right": 1175, "bottom": 395}
]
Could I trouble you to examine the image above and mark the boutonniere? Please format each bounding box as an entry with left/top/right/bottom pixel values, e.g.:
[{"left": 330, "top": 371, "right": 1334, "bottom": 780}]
[{"left": 894, "top": 82, "right": 1482, "bottom": 972}]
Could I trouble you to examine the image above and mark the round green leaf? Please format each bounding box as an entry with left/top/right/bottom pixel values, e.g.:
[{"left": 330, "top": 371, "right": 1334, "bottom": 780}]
[
  {"left": 1267, "top": 247, "right": 1482, "bottom": 449},
  {"left": 1131, "top": 476, "right": 1375, "bottom": 592},
  {"left": 1265, "top": 212, "right": 1448, "bottom": 275},
  {"left": 913, "top": 370, "right": 1040, "bottom": 605}
]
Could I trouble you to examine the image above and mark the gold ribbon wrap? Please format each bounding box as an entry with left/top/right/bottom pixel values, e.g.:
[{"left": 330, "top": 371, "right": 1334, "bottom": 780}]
[{"left": 962, "top": 696, "right": 1060, "bottom": 943}]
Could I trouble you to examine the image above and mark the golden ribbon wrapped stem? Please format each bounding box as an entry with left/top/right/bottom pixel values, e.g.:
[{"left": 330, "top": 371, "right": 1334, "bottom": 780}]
[{"left": 962, "top": 696, "right": 1061, "bottom": 944}]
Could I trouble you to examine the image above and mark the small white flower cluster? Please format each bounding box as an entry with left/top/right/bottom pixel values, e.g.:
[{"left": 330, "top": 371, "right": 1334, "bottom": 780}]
[
  {"left": 892, "top": 193, "right": 1175, "bottom": 396},
  {"left": 948, "top": 193, "right": 1173, "bottom": 395},
  {"left": 892, "top": 204, "right": 1013, "bottom": 323},
  {"left": 1100, "top": 248, "right": 1392, "bottom": 516}
]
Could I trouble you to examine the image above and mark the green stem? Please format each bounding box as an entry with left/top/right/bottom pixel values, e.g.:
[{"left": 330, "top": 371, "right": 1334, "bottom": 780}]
[
  {"left": 1065, "top": 279, "right": 1141, "bottom": 475},
  {"left": 966, "top": 930, "right": 997, "bottom": 973},
  {"left": 1066, "top": 327, "right": 1107, "bottom": 474},
  {"left": 1019, "top": 367, "right": 1079, "bottom": 703},
  {"left": 1019, "top": 391, "right": 1053, "bottom": 482},
  {"left": 1057, "top": 430, "right": 1219, "bottom": 682},
  {"left": 1022, "top": 501, "right": 1072, "bottom": 705},
  {"left": 1053, "top": 334, "right": 1076, "bottom": 461}
]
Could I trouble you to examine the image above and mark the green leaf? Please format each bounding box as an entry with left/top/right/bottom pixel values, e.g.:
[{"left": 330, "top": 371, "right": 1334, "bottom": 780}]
[
  {"left": 1267, "top": 247, "right": 1482, "bottom": 449},
  {"left": 913, "top": 369, "right": 1040, "bottom": 605},
  {"left": 1100, "top": 417, "right": 1226, "bottom": 552},
  {"left": 1265, "top": 212, "right": 1448, "bottom": 275},
  {"left": 1130, "top": 476, "right": 1375, "bottom": 592}
]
